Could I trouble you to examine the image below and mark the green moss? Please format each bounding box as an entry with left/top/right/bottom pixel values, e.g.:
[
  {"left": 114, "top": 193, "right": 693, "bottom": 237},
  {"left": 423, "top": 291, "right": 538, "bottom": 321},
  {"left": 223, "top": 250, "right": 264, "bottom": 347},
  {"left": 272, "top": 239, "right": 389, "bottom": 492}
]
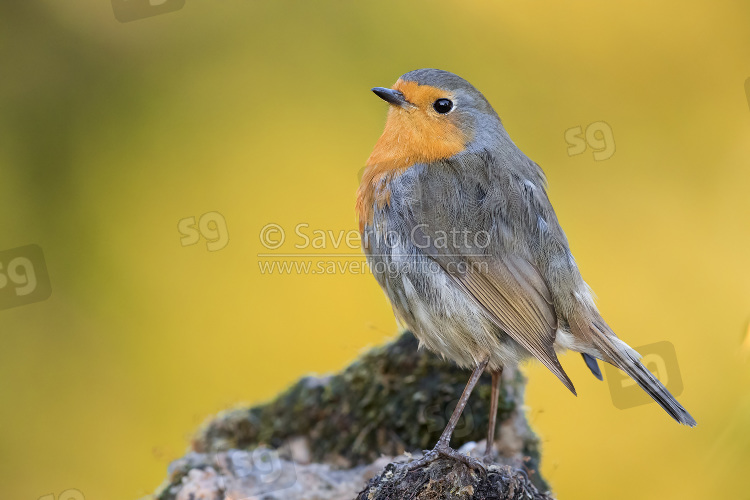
[{"left": 197, "top": 331, "right": 538, "bottom": 461}]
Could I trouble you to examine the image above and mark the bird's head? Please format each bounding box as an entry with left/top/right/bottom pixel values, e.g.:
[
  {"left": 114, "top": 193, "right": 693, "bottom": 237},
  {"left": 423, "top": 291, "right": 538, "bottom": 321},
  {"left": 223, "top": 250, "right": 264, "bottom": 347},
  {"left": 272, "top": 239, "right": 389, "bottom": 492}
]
[{"left": 368, "top": 68, "right": 500, "bottom": 170}]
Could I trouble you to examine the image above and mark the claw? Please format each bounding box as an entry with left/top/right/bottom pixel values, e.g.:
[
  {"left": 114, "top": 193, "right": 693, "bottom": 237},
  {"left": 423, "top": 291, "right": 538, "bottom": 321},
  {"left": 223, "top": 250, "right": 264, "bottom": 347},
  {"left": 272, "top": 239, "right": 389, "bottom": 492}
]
[
  {"left": 403, "top": 450, "right": 438, "bottom": 472},
  {"left": 403, "top": 444, "right": 487, "bottom": 476}
]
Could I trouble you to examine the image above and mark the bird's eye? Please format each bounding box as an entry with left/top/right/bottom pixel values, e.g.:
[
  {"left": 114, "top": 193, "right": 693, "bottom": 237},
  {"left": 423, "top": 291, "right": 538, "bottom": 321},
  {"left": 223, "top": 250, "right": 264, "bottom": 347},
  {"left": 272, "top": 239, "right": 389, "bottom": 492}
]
[{"left": 433, "top": 98, "right": 453, "bottom": 114}]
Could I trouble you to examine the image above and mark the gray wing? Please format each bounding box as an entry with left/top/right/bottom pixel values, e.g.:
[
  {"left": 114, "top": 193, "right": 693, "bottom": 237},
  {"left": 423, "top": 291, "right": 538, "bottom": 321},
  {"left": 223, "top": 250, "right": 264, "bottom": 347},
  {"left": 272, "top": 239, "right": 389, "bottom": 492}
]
[
  {"left": 403, "top": 154, "right": 576, "bottom": 394},
  {"left": 410, "top": 224, "right": 576, "bottom": 394}
]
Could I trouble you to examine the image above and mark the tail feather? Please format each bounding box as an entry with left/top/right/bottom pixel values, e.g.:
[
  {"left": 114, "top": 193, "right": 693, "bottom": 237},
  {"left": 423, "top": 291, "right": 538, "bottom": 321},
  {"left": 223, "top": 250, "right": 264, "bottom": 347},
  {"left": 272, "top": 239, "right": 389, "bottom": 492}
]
[
  {"left": 608, "top": 337, "right": 696, "bottom": 426},
  {"left": 581, "top": 353, "right": 603, "bottom": 381},
  {"left": 571, "top": 312, "right": 697, "bottom": 427}
]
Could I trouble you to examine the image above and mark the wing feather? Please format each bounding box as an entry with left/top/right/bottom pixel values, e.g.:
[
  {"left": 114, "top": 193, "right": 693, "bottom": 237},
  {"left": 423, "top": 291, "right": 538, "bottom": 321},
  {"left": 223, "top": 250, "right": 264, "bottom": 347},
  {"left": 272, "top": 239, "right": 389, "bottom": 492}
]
[{"left": 411, "top": 224, "right": 576, "bottom": 394}]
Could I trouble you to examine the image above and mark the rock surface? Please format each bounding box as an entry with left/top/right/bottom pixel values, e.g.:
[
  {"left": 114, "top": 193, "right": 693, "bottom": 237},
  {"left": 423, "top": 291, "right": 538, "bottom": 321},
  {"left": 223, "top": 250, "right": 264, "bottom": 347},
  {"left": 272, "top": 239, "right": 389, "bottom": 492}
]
[{"left": 153, "top": 331, "right": 553, "bottom": 499}]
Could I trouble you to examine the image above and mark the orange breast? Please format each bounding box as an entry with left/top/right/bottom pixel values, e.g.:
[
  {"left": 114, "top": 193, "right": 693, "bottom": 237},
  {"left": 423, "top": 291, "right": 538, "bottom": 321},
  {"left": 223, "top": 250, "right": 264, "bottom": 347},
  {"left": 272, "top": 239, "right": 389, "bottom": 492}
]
[{"left": 356, "top": 80, "right": 470, "bottom": 233}]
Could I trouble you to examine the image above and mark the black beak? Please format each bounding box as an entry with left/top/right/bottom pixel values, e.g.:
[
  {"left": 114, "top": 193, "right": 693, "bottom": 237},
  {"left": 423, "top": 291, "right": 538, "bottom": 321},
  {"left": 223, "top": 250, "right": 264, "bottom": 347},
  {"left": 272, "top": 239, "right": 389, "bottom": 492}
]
[{"left": 372, "top": 87, "right": 410, "bottom": 108}]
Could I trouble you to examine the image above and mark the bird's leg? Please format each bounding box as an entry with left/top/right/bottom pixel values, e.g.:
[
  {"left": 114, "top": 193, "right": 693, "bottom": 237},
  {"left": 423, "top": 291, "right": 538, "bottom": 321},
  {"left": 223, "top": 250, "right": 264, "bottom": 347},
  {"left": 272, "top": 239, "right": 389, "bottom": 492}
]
[
  {"left": 484, "top": 367, "right": 503, "bottom": 459},
  {"left": 435, "top": 356, "right": 489, "bottom": 450},
  {"left": 405, "top": 356, "right": 490, "bottom": 472}
]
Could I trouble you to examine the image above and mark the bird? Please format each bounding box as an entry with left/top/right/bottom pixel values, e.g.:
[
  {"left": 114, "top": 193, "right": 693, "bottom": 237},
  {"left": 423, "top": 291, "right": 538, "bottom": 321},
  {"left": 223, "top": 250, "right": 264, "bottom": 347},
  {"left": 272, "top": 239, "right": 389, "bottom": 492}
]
[{"left": 356, "top": 68, "right": 696, "bottom": 470}]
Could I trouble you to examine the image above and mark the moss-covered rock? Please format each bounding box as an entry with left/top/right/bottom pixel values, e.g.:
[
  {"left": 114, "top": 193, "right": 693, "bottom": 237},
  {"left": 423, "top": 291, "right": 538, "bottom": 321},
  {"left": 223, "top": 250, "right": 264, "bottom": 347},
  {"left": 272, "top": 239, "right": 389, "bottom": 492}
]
[{"left": 155, "top": 331, "right": 550, "bottom": 499}]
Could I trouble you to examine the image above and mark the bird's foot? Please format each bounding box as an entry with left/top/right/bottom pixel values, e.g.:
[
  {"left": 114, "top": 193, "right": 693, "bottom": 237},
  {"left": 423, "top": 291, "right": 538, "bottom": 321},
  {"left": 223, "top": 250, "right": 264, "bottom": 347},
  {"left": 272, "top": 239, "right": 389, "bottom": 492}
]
[{"left": 404, "top": 442, "right": 487, "bottom": 475}]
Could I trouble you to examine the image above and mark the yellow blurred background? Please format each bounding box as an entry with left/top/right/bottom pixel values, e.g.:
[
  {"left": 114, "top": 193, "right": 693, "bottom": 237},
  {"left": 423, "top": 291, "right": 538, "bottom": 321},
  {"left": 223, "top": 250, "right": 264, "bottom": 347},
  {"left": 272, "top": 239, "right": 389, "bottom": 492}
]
[{"left": 1, "top": 1, "right": 749, "bottom": 498}]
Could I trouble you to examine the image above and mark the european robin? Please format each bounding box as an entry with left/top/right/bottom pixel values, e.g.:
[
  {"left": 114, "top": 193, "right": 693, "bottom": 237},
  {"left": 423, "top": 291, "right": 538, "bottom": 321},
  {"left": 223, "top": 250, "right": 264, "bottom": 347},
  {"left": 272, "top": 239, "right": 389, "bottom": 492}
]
[{"left": 356, "top": 69, "right": 696, "bottom": 469}]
